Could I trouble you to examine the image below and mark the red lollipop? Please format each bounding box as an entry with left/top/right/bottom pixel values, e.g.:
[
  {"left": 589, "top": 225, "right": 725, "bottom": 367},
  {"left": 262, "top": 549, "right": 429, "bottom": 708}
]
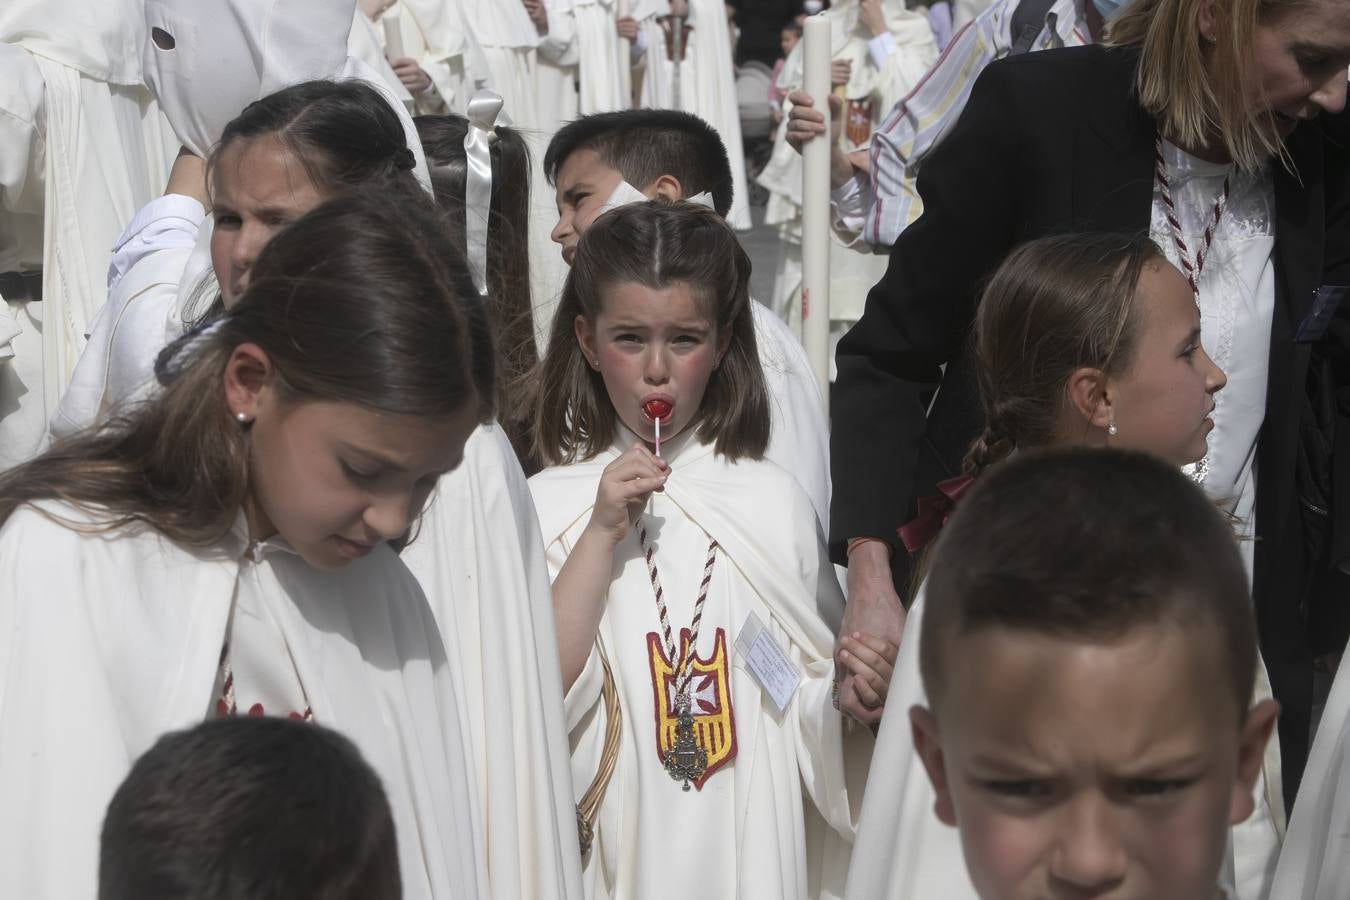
[{"left": 643, "top": 399, "right": 673, "bottom": 421}]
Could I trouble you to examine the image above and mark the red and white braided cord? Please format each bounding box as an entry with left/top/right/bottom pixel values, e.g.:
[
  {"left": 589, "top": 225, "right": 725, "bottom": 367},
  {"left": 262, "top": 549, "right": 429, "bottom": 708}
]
[
  {"left": 1154, "top": 136, "right": 1231, "bottom": 295},
  {"left": 637, "top": 520, "right": 719, "bottom": 703}
]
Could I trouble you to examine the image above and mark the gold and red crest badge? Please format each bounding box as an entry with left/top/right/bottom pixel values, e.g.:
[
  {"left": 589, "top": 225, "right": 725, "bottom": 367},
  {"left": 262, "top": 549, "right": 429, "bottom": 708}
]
[{"left": 647, "top": 627, "right": 737, "bottom": 790}]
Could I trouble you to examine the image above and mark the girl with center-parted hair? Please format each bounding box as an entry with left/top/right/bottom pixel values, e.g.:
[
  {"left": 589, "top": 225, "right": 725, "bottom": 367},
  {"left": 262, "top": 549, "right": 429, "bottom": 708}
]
[
  {"left": 527, "top": 200, "right": 879, "bottom": 900},
  {"left": 845, "top": 233, "right": 1285, "bottom": 900},
  {"left": 0, "top": 191, "right": 492, "bottom": 900}
]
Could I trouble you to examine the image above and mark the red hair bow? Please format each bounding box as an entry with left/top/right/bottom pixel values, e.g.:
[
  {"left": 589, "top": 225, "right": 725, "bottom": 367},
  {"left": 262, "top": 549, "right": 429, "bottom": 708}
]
[{"left": 897, "top": 475, "right": 976, "bottom": 554}]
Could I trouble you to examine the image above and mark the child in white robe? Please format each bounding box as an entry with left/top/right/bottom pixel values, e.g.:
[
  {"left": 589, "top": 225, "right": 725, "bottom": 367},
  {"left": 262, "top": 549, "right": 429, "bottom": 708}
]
[
  {"left": 908, "top": 448, "right": 1277, "bottom": 900},
  {"left": 542, "top": 109, "right": 832, "bottom": 543},
  {"left": 528, "top": 201, "right": 882, "bottom": 899},
  {"left": 59, "top": 80, "right": 585, "bottom": 900},
  {"left": 0, "top": 191, "right": 490, "bottom": 900},
  {"left": 52, "top": 79, "right": 423, "bottom": 438},
  {"left": 845, "top": 233, "right": 1285, "bottom": 900}
]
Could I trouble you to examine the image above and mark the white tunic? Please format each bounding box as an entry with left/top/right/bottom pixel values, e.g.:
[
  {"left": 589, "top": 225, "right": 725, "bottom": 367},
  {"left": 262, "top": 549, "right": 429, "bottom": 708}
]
[
  {"left": 0, "top": 501, "right": 484, "bottom": 900},
  {"left": 845, "top": 583, "right": 1286, "bottom": 900},
  {"left": 402, "top": 424, "right": 586, "bottom": 900},
  {"left": 0, "top": 44, "right": 48, "bottom": 470},
  {"left": 1268, "top": 648, "right": 1350, "bottom": 898},
  {"left": 530, "top": 430, "right": 872, "bottom": 900},
  {"left": 535, "top": 0, "right": 629, "bottom": 134},
  {"left": 49, "top": 194, "right": 204, "bottom": 439}
]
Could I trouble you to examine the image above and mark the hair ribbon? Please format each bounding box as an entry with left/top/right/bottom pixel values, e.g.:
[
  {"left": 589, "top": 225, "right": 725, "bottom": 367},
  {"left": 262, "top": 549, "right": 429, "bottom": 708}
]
[
  {"left": 464, "top": 89, "right": 503, "bottom": 298},
  {"left": 897, "top": 474, "right": 975, "bottom": 554}
]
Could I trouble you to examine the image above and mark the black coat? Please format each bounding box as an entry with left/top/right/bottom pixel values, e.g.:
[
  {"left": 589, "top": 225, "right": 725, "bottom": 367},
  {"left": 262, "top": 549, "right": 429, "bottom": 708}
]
[{"left": 829, "top": 43, "right": 1350, "bottom": 801}]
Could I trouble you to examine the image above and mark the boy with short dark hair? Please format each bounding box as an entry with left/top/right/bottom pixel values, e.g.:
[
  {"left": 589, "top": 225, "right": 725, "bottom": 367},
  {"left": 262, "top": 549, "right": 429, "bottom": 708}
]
[
  {"left": 910, "top": 448, "right": 1277, "bottom": 900},
  {"left": 99, "top": 717, "right": 400, "bottom": 900}
]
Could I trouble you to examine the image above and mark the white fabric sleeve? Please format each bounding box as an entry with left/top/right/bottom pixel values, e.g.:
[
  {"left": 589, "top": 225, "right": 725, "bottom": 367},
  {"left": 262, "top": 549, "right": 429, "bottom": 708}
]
[
  {"left": 536, "top": 0, "right": 579, "bottom": 66},
  {"left": 867, "top": 31, "right": 897, "bottom": 68},
  {"left": 830, "top": 174, "right": 872, "bottom": 239},
  {"left": 105, "top": 195, "right": 206, "bottom": 294}
]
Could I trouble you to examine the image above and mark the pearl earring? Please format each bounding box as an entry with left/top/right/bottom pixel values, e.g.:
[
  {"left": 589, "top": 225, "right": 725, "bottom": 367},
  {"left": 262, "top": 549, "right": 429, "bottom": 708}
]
[
  {"left": 235, "top": 411, "right": 250, "bottom": 424},
  {"left": 1107, "top": 420, "right": 1118, "bottom": 437}
]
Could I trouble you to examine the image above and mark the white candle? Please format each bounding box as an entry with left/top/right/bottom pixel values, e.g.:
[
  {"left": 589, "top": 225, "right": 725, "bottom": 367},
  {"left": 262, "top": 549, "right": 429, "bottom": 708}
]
[
  {"left": 382, "top": 9, "right": 406, "bottom": 60},
  {"left": 800, "top": 13, "right": 832, "bottom": 409}
]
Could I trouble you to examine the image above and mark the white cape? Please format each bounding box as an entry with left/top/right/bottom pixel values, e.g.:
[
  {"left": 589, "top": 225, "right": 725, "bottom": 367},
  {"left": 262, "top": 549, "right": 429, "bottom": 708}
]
[
  {"left": 846, "top": 584, "right": 1286, "bottom": 900},
  {"left": 402, "top": 424, "right": 585, "bottom": 900},
  {"left": 530, "top": 431, "right": 870, "bottom": 899},
  {"left": 1267, "top": 648, "right": 1350, "bottom": 898},
  {"left": 0, "top": 502, "right": 483, "bottom": 900}
]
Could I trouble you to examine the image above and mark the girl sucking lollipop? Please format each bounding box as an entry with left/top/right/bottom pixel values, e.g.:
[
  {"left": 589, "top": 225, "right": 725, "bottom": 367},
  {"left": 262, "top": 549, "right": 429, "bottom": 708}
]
[{"left": 528, "top": 200, "right": 886, "bottom": 899}]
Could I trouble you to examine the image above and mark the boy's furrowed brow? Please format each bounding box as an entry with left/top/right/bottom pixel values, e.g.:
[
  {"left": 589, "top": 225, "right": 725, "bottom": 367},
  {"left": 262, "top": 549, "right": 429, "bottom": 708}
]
[{"left": 562, "top": 184, "right": 592, "bottom": 205}]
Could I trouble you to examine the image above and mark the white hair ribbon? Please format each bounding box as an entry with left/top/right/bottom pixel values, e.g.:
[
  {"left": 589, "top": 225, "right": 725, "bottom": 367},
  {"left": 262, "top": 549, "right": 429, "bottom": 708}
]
[
  {"left": 464, "top": 89, "right": 503, "bottom": 298},
  {"left": 599, "top": 180, "right": 718, "bottom": 216}
]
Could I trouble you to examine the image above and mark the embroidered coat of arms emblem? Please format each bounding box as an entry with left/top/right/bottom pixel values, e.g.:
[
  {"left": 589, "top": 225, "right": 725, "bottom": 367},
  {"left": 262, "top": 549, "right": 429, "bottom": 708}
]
[{"left": 647, "top": 627, "right": 737, "bottom": 790}]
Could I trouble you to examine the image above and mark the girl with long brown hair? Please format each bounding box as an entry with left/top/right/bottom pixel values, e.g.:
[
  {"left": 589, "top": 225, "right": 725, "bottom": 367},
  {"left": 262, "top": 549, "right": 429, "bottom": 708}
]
[
  {"left": 528, "top": 200, "right": 880, "bottom": 900},
  {"left": 0, "top": 191, "right": 493, "bottom": 900}
]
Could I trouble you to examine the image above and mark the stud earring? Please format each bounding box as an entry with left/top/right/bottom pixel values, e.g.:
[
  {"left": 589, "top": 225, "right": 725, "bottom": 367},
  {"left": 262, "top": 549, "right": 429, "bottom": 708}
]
[
  {"left": 235, "top": 411, "right": 250, "bottom": 424},
  {"left": 1107, "top": 420, "right": 1118, "bottom": 437}
]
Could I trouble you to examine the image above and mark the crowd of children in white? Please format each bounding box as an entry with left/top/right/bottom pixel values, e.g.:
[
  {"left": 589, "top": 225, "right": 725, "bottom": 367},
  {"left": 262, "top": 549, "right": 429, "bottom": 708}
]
[{"left": 2, "top": 0, "right": 1349, "bottom": 898}]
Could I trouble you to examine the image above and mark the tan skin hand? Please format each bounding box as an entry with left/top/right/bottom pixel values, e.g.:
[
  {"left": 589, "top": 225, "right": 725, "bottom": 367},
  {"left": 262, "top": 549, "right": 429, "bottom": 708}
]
[
  {"left": 859, "top": 0, "right": 889, "bottom": 38},
  {"left": 522, "top": 0, "right": 549, "bottom": 35},
  {"left": 785, "top": 92, "right": 854, "bottom": 188},
  {"left": 837, "top": 541, "right": 905, "bottom": 726},
  {"left": 831, "top": 58, "right": 852, "bottom": 87},
  {"left": 838, "top": 632, "right": 897, "bottom": 709},
  {"left": 390, "top": 57, "right": 432, "bottom": 94},
  {"left": 165, "top": 147, "right": 209, "bottom": 206},
  {"left": 617, "top": 16, "right": 640, "bottom": 40},
  {"left": 587, "top": 444, "right": 669, "bottom": 546},
  {"left": 551, "top": 443, "right": 670, "bottom": 691}
]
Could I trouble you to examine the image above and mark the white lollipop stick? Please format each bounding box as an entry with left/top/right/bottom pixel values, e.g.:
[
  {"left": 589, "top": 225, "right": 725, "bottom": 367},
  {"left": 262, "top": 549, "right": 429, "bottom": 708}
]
[{"left": 655, "top": 415, "right": 662, "bottom": 458}]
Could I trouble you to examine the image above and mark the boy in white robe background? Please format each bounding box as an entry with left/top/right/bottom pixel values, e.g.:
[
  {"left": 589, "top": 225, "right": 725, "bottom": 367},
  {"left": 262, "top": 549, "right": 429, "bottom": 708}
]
[
  {"left": 0, "top": 191, "right": 488, "bottom": 900},
  {"left": 528, "top": 201, "right": 883, "bottom": 899}
]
